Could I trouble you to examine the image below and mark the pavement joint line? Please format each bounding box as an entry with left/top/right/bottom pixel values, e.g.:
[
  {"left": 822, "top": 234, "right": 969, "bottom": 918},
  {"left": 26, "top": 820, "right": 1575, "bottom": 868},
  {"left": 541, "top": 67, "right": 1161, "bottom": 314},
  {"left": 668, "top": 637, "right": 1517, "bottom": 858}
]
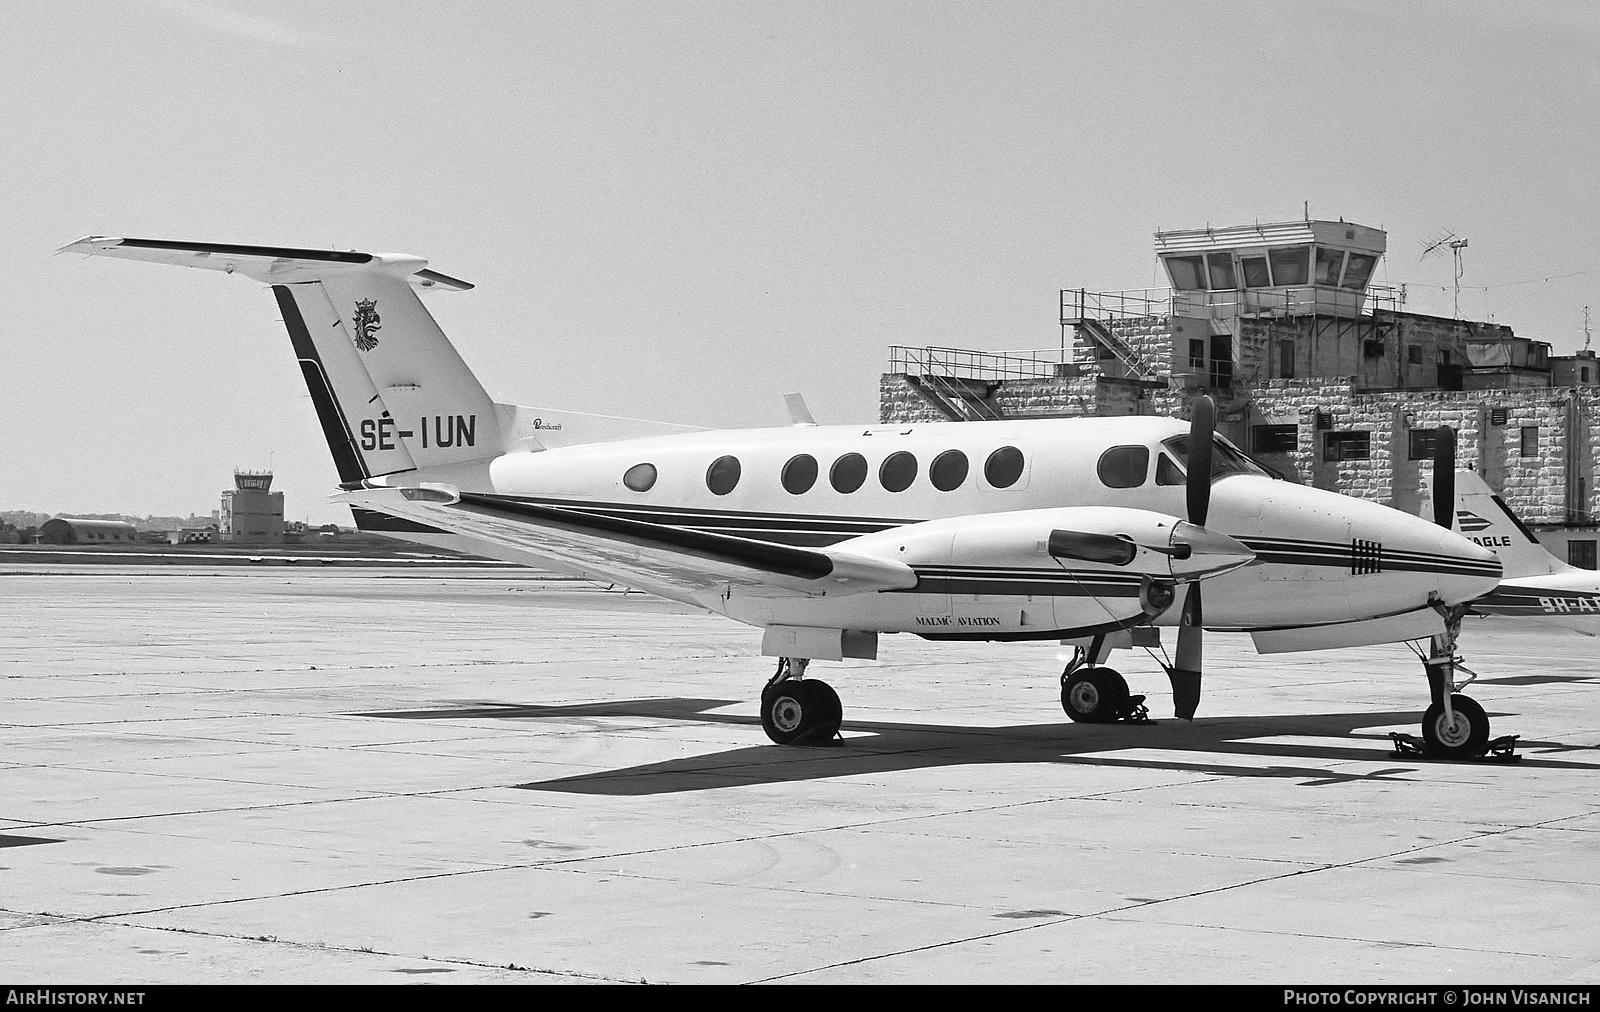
[
  {"left": 36, "top": 791, "right": 1233, "bottom": 923},
  {"left": 1090, "top": 910, "right": 1567, "bottom": 962},
  {"left": 749, "top": 810, "right": 1597, "bottom": 981},
  {"left": 0, "top": 912, "right": 635, "bottom": 983},
  {"left": 1, "top": 651, "right": 740, "bottom": 682}
]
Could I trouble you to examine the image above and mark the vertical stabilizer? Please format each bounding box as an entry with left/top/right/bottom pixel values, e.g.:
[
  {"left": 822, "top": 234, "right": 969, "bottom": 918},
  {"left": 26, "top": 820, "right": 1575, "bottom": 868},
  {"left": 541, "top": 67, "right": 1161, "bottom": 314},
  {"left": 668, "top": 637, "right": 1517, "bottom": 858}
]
[
  {"left": 313, "top": 272, "right": 504, "bottom": 471},
  {"left": 1434, "top": 469, "right": 1572, "bottom": 579},
  {"left": 60, "top": 237, "right": 505, "bottom": 483}
]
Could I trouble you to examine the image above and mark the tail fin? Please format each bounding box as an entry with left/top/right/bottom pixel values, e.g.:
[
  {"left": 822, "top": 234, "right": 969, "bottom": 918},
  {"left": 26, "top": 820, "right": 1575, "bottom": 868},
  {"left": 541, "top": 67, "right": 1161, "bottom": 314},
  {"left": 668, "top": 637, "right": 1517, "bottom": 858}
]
[
  {"left": 60, "top": 237, "right": 503, "bottom": 484},
  {"left": 1429, "top": 468, "right": 1572, "bottom": 579}
]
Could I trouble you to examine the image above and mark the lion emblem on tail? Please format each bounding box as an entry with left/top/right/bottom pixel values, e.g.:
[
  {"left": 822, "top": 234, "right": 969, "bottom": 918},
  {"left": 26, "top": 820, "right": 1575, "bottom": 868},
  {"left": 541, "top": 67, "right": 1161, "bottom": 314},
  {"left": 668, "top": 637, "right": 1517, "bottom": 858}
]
[{"left": 351, "top": 299, "right": 381, "bottom": 352}]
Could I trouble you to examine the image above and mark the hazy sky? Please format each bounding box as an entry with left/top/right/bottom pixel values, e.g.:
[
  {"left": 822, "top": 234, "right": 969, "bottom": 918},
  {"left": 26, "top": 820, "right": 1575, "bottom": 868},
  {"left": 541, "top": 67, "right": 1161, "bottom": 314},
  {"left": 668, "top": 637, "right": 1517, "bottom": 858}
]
[{"left": 5, "top": 2, "right": 1597, "bottom": 524}]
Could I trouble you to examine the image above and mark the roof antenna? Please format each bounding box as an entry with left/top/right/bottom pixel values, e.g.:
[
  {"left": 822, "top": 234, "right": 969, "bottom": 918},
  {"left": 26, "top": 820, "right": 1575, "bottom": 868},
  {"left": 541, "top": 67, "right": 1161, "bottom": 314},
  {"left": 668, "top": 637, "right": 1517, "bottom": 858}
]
[
  {"left": 1421, "top": 231, "right": 1470, "bottom": 319},
  {"left": 1303, "top": 201, "right": 1309, "bottom": 222}
]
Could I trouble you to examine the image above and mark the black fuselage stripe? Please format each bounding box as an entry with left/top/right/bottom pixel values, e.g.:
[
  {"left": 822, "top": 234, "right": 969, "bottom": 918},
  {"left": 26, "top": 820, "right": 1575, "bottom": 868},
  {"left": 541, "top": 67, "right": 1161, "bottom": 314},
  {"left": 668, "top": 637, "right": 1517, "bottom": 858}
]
[
  {"left": 274, "top": 285, "right": 367, "bottom": 483},
  {"left": 471, "top": 495, "right": 1498, "bottom": 580}
]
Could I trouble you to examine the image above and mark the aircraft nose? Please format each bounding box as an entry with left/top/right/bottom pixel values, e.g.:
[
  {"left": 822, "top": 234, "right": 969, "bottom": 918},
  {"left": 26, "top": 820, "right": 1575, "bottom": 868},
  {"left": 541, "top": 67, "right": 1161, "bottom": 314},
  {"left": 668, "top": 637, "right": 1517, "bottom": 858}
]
[
  {"left": 1384, "top": 511, "right": 1502, "bottom": 605},
  {"left": 1221, "top": 477, "right": 1505, "bottom": 624}
]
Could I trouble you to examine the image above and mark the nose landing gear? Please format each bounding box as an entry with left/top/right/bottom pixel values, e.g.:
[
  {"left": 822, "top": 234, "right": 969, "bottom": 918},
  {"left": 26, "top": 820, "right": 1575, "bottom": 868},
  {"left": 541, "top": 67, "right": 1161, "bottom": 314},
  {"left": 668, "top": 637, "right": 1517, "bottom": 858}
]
[
  {"left": 1059, "top": 645, "right": 1151, "bottom": 724},
  {"left": 760, "top": 657, "right": 843, "bottom": 746},
  {"left": 1392, "top": 603, "right": 1518, "bottom": 761}
]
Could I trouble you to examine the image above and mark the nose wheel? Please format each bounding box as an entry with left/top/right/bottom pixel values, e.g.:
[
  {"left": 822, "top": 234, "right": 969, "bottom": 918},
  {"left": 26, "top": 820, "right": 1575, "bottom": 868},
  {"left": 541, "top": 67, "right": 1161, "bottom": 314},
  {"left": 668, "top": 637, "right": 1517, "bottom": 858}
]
[
  {"left": 1394, "top": 603, "right": 1516, "bottom": 761},
  {"left": 760, "top": 658, "right": 842, "bottom": 746},
  {"left": 1059, "top": 644, "right": 1150, "bottom": 724},
  {"left": 1061, "top": 666, "right": 1130, "bottom": 723},
  {"left": 1421, "top": 694, "right": 1490, "bottom": 759}
]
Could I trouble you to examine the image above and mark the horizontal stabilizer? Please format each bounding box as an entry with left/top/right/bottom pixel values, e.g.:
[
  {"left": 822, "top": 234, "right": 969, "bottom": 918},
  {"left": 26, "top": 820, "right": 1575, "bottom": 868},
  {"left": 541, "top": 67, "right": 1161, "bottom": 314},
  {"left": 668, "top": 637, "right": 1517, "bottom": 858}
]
[{"left": 58, "top": 236, "right": 473, "bottom": 291}]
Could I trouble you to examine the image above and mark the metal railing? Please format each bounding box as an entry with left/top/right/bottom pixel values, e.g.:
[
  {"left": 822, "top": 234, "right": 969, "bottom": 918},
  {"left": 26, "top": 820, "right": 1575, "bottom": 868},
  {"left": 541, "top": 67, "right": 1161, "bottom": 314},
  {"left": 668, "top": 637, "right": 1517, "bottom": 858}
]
[
  {"left": 1061, "top": 287, "right": 1171, "bottom": 324},
  {"left": 887, "top": 344, "right": 1072, "bottom": 382},
  {"left": 1061, "top": 284, "right": 1406, "bottom": 325}
]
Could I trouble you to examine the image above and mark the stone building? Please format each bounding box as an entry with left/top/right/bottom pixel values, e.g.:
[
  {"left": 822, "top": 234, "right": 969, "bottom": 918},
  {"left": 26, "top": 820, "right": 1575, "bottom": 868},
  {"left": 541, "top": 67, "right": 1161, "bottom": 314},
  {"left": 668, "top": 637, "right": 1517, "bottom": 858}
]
[{"left": 880, "top": 217, "right": 1598, "bottom": 568}]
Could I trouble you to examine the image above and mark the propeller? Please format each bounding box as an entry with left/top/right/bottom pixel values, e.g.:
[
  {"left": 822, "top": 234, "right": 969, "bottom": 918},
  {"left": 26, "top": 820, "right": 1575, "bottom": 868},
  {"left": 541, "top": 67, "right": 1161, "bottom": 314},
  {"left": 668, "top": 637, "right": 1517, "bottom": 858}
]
[
  {"left": 1431, "top": 425, "right": 1456, "bottom": 529},
  {"left": 1168, "top": 395, "right": 1214, "bottom": 720}
]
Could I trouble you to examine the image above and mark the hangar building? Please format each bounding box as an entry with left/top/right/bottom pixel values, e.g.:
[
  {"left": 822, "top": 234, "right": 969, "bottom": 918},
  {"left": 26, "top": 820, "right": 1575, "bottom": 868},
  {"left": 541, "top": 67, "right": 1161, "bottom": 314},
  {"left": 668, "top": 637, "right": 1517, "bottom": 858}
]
[
  {"left": 38, "top": 517, "right": 139, "bottom": 544},
  {"left": 881, "top": 217, "right": 1599, "bottom": 569}
]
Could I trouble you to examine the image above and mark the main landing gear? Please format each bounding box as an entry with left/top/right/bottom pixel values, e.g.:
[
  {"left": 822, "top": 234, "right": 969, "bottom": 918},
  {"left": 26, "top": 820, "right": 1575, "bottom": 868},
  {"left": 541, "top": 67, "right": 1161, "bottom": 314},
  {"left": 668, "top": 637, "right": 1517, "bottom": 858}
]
[
  {"left": 760, "top": 657, "right": 843, "bottom": 746},
  {"left": 1059, "top": 645, "right": 1150, "bottom": 724},
  {"left": 1392, "top": 603, "right": 1517, "bottom": 761}
]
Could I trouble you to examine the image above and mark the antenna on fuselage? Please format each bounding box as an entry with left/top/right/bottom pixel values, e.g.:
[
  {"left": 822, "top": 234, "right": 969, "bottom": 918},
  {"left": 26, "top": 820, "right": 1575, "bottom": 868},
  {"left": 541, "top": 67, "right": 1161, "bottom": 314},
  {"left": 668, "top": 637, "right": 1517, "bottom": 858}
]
[{"left": 783, "top": 392, "right": 817, "bottom": 426}]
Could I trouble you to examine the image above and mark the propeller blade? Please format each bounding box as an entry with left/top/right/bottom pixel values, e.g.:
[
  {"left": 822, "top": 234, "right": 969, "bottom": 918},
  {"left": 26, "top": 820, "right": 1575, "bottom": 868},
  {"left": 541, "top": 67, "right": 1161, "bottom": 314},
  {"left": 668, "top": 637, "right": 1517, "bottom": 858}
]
[
  {"left": 1169, "top": 584, "right": 1203, "bottom": 720},
  {"left": 1047, "top": 529, "right": 1137, "bottom": 566},
  {"left": 1432, "top": 425, "right": 1456, "bottom": 529},
  {"left": 1170, "top": 395, "right": 1214, "bottom": 720},
  {"left": 1187, "top": 395, "right": 1215, "bottom": 528}
]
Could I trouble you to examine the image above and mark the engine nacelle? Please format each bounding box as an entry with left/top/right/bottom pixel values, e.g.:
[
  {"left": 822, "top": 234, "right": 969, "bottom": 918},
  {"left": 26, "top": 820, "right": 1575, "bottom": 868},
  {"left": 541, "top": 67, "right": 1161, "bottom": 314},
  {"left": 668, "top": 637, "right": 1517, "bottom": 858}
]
[{"left": 840, "top": 506, "right": 1254, "bottom": 584}]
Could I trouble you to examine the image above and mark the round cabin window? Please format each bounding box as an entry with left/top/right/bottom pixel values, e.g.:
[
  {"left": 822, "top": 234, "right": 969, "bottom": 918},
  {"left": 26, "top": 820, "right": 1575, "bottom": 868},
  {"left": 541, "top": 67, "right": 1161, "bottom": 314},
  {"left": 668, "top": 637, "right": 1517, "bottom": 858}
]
[
  {"left": 623, "top": 462, "right": 657, "bottom": 492},
  {"left": 879, "top": 451, "right": 918, "bottom": 493},
  {"left": 929, "top": 449, "right": 969, "bottom": 492},
  {"left": 984, "top": 446, "right": 1025, "bottom": 488},
  {"left": 781, "top": 454, "right": 818, "bottom": 494},
  {"left": 706, "top": 455, "right": 741, "bottom": 496},
  {"left": 830, "top": 452, "right": 868, "bottom": 493}
]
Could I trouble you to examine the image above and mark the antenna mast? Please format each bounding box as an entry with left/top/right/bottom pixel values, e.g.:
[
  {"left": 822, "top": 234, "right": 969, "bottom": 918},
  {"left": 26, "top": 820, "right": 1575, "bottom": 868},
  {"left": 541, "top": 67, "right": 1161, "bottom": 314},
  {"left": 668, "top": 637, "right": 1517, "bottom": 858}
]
[{"left": 1419, "top": 231, "right": 1470, "bottom": 318}]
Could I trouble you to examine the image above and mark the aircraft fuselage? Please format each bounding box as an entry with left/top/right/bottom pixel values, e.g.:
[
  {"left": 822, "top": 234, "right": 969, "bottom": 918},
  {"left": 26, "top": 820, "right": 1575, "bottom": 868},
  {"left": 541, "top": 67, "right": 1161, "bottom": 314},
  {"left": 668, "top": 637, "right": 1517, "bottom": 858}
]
[{"left": 389, "top": 415, "right": 1504, "bottom": 641}]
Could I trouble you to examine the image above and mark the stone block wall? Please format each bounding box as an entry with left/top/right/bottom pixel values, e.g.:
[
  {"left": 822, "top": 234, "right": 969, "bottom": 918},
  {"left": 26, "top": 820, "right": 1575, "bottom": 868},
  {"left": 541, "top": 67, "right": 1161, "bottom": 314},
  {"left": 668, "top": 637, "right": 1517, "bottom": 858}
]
[
  {"left": 1249, "top": 380, "right": 1593, "bottom": 523},
  {"left": 878, "top": 374, "right": 955, "bottom": 424}
]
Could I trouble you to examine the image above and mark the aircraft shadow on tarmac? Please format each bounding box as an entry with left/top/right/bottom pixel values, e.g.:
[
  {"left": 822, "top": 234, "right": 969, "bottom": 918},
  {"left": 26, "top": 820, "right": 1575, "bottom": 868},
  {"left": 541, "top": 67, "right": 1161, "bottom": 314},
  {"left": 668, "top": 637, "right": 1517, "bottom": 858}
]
[{"left": 351, "top": 698, "right": 1600, "bottom": 796}]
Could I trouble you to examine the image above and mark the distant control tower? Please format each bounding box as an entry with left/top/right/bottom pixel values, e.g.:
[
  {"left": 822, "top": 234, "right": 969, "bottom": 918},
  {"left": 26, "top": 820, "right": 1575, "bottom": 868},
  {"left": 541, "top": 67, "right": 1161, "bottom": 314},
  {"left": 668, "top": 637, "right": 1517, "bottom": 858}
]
[{"left": 219, "top": 470, "right": 284, "bottom": 545}]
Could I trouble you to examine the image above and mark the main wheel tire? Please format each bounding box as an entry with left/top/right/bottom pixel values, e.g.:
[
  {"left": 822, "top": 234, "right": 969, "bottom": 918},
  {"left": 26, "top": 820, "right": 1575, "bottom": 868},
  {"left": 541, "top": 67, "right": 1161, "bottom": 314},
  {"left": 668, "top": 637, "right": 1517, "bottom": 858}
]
[
  {"left": 761, "top": 679, "right": 843, "bottom": 745},
  {"left": 1421, "top": 694, "right": 1490, "bottom": 759},
  {"left": 1061, "top": 667, "right": 1130, "bottom": 723}
]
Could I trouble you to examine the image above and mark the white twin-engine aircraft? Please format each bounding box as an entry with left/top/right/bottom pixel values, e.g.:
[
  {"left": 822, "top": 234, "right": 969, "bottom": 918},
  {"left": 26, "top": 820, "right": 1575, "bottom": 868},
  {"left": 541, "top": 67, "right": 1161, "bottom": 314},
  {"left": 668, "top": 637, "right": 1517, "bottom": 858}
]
[{"left": 64, "top": 237, "right": 1507, "bottom": 755}]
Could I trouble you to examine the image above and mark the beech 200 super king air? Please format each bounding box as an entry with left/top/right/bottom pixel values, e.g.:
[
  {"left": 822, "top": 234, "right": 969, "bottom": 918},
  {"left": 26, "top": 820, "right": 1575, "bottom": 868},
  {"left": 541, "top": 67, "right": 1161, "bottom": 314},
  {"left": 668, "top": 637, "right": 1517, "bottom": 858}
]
[{"left": 63, "top": 237, "right": 1507, "bottom": 756}]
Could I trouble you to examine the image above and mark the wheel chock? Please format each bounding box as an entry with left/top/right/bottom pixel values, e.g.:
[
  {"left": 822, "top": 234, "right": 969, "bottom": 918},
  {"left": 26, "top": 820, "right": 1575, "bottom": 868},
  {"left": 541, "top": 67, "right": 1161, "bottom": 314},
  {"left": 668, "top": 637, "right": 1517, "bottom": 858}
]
[
  {"left": 1115, "top": 695, "right": 1155, "bottom": 725},
  {"left": 1388, "top": 732, "right": 1520, "bottom": 762}
]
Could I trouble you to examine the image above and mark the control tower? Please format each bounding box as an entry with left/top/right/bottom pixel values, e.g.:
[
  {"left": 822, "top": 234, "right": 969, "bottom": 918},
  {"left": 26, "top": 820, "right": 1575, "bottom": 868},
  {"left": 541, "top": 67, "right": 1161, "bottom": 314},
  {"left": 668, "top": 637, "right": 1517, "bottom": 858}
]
[
  {"left": 1155, "top": 219, "right": 1387, "bottom": 320},
  {"left": 219, "top": 470, "right": 284, "bottom": 545}
]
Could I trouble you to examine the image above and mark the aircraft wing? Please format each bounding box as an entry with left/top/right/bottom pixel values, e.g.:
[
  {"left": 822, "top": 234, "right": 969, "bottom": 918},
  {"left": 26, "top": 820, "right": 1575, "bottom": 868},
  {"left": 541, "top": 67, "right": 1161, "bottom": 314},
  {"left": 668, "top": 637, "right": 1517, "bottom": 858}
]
[{"left": 336, "top": 486, "right": 918, "bottom": 602}]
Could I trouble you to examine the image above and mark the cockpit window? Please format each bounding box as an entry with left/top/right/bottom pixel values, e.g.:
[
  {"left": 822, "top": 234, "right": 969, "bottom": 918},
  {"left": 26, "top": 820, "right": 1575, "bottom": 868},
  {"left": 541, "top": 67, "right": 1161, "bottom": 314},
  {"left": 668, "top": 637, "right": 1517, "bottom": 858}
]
[
  {"left": 1159, "top": 433, "right": 1272, "bottom": 481},
  {"left": 1096, "top": 445, "right": 1149, "bottom": 488},
  {"left": 1156, "top": 453, "right": 1185, "bottom": 486}
]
